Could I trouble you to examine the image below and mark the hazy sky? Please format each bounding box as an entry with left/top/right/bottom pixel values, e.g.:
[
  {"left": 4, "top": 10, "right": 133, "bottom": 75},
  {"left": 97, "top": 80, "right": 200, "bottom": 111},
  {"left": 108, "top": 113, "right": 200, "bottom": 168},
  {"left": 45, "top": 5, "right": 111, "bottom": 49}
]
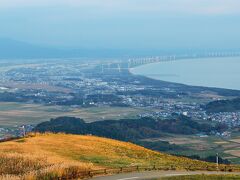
[{"left": 1, "top": 0, "right": 240, "bottom": 49}]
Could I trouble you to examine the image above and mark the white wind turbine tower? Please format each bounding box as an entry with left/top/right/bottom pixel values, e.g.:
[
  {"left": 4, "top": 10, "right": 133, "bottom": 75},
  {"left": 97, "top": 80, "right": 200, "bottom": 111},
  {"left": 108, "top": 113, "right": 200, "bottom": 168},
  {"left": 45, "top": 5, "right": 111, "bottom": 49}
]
[
  {"left": 128, "top": 59, "right": 131, "bottom": 70},
  {"left": 117, "top": 64, "right": 121, "bottom": 73}
]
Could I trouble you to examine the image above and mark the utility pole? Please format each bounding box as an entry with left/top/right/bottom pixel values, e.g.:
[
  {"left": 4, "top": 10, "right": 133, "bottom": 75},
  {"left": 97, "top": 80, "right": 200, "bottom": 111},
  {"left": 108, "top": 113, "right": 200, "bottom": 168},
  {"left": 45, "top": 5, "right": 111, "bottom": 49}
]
[{"left": 216, "top": 153, "right": 219, "bottom": 170}]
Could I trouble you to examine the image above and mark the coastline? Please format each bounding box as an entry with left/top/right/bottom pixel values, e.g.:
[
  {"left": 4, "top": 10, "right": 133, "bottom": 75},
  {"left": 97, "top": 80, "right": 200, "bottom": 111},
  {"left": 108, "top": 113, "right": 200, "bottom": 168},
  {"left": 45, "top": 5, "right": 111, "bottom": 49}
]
[{"left": 129, "top": 57, "right": 240, "bottom": 91}]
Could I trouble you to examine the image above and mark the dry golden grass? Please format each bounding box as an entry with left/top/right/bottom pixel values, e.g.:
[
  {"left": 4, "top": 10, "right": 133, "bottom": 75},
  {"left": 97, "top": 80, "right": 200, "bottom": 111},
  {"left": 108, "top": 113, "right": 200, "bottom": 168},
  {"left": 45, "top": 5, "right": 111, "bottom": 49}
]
[{"left": 0, "top": 133, "right": 230, "bottom": 179}]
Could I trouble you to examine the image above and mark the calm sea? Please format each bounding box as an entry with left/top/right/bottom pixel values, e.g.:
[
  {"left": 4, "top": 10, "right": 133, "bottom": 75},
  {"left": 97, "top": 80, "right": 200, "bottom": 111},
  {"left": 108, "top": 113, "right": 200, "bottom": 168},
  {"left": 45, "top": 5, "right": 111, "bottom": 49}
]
[{"left": 131, "top": 57, "right": 240, "bottom": 90}]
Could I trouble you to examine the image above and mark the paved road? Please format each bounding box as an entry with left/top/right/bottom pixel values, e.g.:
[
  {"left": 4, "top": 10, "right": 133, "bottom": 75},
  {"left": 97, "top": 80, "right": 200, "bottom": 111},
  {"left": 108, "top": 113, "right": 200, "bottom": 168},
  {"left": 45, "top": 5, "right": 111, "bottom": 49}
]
[{"left": 91, "top": 171, "right": 240, "bottom": 180}]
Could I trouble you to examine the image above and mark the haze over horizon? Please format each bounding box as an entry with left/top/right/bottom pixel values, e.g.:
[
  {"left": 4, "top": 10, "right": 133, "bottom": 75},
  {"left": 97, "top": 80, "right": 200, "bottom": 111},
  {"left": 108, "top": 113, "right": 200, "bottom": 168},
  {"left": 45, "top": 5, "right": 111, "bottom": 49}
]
[{"left": 0, "top": 0, "right": 240, "bottom": 51}]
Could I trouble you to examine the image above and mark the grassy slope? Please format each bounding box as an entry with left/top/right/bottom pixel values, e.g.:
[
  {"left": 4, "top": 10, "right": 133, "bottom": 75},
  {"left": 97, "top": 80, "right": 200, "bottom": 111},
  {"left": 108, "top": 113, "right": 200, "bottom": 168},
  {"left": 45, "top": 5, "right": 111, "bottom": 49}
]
[{"left": 0, "top": 133, "right": 224, "bottom": 179}]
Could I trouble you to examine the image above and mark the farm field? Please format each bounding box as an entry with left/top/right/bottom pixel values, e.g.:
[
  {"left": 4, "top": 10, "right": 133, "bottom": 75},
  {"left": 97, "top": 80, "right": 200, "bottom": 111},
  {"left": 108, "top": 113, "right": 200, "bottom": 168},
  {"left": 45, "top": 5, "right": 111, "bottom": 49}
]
[
  {"left": 146, "top": 134, "right": 240, "bottom": 164},
  {"left": 0, "top": 102, "right": 148, "bottom": 127}
]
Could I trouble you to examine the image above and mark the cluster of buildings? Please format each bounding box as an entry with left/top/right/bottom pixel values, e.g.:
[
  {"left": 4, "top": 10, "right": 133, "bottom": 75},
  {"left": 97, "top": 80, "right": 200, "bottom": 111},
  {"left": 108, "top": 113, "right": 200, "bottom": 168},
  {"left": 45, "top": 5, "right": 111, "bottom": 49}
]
[
  {"left": 209, "top": 112, "right": 240, "bottom": 128},
  {"left": 0, "top": 60, "right": 240, "bottom": 138}
]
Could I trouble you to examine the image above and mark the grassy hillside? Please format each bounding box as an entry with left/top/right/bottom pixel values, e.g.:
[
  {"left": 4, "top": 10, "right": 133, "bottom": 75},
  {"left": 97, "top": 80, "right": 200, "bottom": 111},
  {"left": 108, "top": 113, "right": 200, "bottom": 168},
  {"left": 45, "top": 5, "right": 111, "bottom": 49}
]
[{"left": 0, "top": 133, "right": 228, "bottom": 179}]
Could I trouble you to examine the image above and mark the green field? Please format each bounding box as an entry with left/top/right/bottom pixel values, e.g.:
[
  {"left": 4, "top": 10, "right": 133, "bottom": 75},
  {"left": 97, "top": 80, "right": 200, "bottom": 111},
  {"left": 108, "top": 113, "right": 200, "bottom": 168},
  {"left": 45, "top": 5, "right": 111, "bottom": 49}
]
[
  {"left": 148, "top": 134, "right": 240, "bottom": 164},
  {"left": 0, "top": 102, "right": 149, "bottom": 127}
]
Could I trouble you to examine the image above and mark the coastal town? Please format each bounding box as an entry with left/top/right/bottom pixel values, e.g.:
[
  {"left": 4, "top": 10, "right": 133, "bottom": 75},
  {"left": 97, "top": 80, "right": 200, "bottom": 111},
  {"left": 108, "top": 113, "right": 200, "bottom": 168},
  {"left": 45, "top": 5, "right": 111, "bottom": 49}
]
[{"left": 0, "top": 58, "right": 240, "bottom": 139}]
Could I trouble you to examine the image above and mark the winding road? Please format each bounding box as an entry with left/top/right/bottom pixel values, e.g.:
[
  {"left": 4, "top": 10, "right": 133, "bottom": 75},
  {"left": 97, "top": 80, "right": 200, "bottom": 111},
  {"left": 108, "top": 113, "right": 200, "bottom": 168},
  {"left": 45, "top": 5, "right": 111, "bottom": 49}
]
[{"left": 91, "top": 170, "right": 240, "bottom": 180}]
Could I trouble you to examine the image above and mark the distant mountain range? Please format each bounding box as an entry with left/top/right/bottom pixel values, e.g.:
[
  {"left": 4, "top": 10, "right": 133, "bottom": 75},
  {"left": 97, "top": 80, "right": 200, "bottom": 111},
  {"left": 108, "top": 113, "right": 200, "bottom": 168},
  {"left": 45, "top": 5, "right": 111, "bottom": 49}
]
[
  {"left": 0, "top": 38, "right": 125, "bottom": 59},
  {"left": 0, "top": 38, "right": 159, "bottom": 59},
  {"left": 0, "top": 38, "right": 63, "bottom": 59},
  {"left": 1, "top": 38, "right": 239, "bottom": 59},
  {"left": 0, "top": 38, "right": 209, "bottom": 59}
]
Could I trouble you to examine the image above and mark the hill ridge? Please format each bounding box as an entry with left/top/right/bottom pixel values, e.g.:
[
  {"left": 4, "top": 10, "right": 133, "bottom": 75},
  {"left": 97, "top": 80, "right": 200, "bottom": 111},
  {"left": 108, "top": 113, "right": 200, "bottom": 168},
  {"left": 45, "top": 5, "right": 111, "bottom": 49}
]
[{"left": 0, "top": 133, "right": 223, "bottom": 179}]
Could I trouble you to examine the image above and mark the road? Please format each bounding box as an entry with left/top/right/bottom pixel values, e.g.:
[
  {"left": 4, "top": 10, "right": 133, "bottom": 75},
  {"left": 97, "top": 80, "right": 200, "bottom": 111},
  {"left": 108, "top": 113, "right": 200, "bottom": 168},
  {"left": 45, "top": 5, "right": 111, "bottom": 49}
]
[{"left": 91, "top": 170, "right": 240, "bottom": 180}]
